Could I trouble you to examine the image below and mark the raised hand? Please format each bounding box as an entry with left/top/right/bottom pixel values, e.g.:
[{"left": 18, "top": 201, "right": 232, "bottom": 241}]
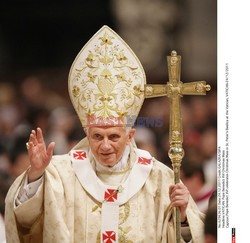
[
  {"left": 27, "top": 127, "right": 55, "bottom": 183},
  {"left": 169, "top": 183, "right": 190, "bottom": 222}
]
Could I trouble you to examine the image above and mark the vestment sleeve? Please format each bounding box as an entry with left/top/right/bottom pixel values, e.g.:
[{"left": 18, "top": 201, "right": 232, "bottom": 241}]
[
  {"left": 5, "top": 155, "right": 75, "bottom": 243},
  {"left": 152, "top": 159, "right": 205, "bottom": 243},
  {"left": 185, "top": 196, "right": 205, "bottom": 243},
  {"left": 164, "top": 205, "right": 204, "bottom": 243},
  {"left": 14, "top": 175, "right": 44, "bottom": 228},
  {"left": 15, "top": 175, "right": 43, "bottom": 205}
]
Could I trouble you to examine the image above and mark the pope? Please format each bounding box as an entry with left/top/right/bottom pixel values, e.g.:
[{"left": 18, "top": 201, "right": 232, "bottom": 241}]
[{"left": 5, "top": 26, "right": 204, "bottom": 243}]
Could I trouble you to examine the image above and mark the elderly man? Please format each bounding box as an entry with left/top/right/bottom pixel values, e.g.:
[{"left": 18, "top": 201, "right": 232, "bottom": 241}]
[{"left": 5, "top": 26, "right": 204, "bottom": 242}]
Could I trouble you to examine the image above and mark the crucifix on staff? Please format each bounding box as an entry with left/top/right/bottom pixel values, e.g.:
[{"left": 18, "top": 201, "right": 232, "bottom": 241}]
[{"left": 145, "top": 50, "right": 211, "bottom": 242}]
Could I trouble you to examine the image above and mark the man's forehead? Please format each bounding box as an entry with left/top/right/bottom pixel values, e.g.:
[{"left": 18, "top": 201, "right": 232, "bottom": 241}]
[{"left": 89, "top": 126, "right": 126, "bottom": 134}]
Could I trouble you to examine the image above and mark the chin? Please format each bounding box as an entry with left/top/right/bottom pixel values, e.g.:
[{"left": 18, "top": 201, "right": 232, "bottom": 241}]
[{"left": 99, "top": 159, "right": 117, "bottom": 167}]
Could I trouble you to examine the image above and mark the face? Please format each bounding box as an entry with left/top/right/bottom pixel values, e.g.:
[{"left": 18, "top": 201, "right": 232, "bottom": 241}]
[{"left": 87, "top": 126, "right": 135, "bottom": 167}]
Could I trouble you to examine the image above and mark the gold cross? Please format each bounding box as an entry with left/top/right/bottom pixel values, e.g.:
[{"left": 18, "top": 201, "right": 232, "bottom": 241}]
[{"left": 145, "top": 50, "right": 211, "bottom": 243}]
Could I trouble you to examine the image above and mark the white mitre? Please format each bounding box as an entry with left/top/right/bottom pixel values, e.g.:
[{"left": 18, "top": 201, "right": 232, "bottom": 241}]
[{"left": 68, "top": 25, "right": 146, "bottom": 127}]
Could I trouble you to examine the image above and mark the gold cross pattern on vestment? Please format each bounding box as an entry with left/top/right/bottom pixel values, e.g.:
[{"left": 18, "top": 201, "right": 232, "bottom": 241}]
[{"left": 145, "top": 50, "right": 211, "bottom": 243}]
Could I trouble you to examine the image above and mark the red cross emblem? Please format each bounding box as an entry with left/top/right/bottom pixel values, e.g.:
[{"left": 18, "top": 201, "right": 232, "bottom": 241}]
[
  {"left": 104, "top": 189, "right": 118, "bottom": 202},
  {"left": 73, "top": 151, "right": 87, "bottom": 160},
  {"left": 102, "top": 231, "right": 116, "bottom": 243},
  {"left": 138, "top": 157, "right": 151, "bottom": 165}
]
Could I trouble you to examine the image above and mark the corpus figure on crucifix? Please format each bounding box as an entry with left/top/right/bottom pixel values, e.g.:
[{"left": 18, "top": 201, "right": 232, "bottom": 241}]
[{"left": 5, "top": 26, "right": 206, "bottom": 243}]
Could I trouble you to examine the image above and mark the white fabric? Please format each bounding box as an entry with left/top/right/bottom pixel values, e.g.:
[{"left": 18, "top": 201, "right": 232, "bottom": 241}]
[
  {"left": 12, "top": 156, "right": 192, "bottom": 242},
  {"left": 15, "top": 175, "right": 43, "bottom": 206},
  {"left": 68, "top": 26, "right": 146, "bottom": 127},
  {"left": 5, "top": 138, "right": 205, "bottom": 243},
  {"left": 101, "top": 203, "right": 119, "bottom": 243},
  {"left": 0, "top": 214, "right": 6, "bottom": 243},
  {"left": 14, "top": 146, "right": 130, "bottom": 205},
  {"left": 71, "top": 148, "right": 153, "bottom": 205},
  {"left": 71, "top": 147, "right": 153, "bottom": 242}
]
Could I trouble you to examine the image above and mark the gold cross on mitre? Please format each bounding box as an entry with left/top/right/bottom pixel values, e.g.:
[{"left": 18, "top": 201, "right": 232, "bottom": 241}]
[{"left": 145, "top": 50, "right": 211, "bottom": 243}]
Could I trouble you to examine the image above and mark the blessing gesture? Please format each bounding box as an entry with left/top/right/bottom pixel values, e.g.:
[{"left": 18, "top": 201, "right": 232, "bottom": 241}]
[{"left": 26, "top": 128, "right": 55, "bottom": 183}]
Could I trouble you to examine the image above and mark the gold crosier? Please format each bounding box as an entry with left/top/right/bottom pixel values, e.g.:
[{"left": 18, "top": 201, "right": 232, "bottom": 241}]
[{"left": 145, "top": 51, "right": 211, "bottom": 243}]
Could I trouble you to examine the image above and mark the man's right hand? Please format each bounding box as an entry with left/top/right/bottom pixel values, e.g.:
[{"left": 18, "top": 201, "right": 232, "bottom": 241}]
[{"left": 27, "top": 128, "right": 55, "bottom": 183}]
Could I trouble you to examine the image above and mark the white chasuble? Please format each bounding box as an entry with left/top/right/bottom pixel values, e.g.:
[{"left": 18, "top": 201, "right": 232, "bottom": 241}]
[
  {"left": 71, "top": 147, "right": 153, "bottom": 243},
  {"left": 5, "top": 138, "right": 205, "bottom": 243}
]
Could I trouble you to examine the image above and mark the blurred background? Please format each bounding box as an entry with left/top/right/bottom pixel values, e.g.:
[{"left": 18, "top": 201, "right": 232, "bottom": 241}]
[{"left": 0, "top": 0, "right": 217, "bottom": 241}]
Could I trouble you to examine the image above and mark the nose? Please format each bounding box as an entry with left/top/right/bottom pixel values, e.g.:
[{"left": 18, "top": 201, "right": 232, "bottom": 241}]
[{"left": 100, "top": 138, "right": 111, "bottom": 150}]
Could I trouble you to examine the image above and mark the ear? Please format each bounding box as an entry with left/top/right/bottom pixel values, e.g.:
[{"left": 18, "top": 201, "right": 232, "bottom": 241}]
[
  {"left": 127, "top": 128, "right": 135, "bottom": 143},
  {"left": 84, "top": 128, "right": 89, "bottom": 137}
]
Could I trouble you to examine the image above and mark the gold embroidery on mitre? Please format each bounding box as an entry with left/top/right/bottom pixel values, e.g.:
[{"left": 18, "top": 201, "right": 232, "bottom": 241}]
[{"left": 68, "top": 26, "right": 146, "bottom": 127}]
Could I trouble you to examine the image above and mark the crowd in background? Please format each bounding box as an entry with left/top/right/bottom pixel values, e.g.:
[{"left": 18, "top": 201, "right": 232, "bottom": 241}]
[{"left": 0, "top": 73, "right": 217, "bottom": 242}]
